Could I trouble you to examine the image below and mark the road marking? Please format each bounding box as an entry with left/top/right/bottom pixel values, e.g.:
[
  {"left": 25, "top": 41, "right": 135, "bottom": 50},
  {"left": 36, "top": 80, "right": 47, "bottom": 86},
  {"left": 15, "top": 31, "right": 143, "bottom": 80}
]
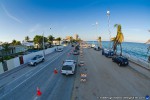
[
  {"left": 33, "top": 96, "right": 38, "bottom": 100},
  {"left": 0, "top": 48, "right": 70, "bottom": 99},
  {"left": 6, "top": 52, "right": 58, "bottom": 86}
]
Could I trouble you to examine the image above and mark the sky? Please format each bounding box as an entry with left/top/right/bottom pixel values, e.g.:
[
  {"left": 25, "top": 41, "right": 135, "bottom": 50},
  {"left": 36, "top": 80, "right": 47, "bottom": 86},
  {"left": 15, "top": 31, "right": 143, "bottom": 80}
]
[{"left": 0, "top": 0, "right": 150, "bottom": 43}]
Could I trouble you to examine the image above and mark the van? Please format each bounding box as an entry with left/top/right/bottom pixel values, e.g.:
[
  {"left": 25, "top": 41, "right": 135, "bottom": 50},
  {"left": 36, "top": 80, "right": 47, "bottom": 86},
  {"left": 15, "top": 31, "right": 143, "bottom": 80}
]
[{"left": 61, "top": 60, "right": 76, "bottom": 75}]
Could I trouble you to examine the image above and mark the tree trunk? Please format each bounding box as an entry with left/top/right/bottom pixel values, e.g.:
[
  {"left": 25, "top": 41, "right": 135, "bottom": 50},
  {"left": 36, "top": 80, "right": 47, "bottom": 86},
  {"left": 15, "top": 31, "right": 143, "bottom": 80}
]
[{"left": 120, "top": 43, "right": 122, "bottom": 56}]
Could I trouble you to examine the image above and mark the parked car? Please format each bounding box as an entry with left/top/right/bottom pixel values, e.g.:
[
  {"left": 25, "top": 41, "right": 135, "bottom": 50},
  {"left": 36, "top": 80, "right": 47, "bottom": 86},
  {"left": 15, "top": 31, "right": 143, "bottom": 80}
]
[
  {"left": 56, "top": 48, "right": 63, "bottom": 52},
  {"left": 112, "top": 56, "right": 129, "bottom": 66},
  {"left": 61, "top": 60, "right": 77, "bottom": 75},
  {"left": 105, "top": 50, "right": 114, "bottom": 57},
  {"left": 94, "top": 45, "right": 100, "bottom": 51},
  {"left": 91, "top": 44, "right": 96, "bottom": 48},
  {"left": 75, "top": 45, "right": 80, "bottom": 50},
  {"left": 102, "top": 48, "right": 108, "bottom": 55},
  {"left": 73, "top": 50, "right": 79, "bottom": 55},
  {"left": 28, "top": 55, "right": 44, "bottom": 66}
]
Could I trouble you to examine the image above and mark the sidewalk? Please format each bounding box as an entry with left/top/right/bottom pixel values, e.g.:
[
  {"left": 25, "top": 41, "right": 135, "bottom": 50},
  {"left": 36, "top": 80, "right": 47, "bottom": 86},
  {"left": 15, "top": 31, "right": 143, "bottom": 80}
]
[
  {"left": 129, "top": 61, "right": 150, "bottom": 79},
  {"left": 72, "top": 48, "right": 150, "bottom": 99}
]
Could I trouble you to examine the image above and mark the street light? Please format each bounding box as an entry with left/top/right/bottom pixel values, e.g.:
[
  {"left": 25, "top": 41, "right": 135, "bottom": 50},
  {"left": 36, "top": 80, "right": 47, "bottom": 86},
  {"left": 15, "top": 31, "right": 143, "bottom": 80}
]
[
  {"left": 42, "top": 32, "right": 45, "bottom": 57},
  {"left": 107, "top": 10, "right": 111, "bottom": 49}
]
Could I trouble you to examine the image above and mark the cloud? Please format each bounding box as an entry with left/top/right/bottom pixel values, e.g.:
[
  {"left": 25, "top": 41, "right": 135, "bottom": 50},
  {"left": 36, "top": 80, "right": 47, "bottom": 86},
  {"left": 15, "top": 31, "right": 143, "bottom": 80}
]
[{"left": 1, "top": 4, "right": 22, "bottom": 23}]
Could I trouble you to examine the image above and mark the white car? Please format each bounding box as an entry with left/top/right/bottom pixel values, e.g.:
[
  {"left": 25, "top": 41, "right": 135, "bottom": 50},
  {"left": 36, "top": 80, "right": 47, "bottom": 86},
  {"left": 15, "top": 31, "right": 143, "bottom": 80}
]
[
  {"left": 61, "top": 60, "right": 76, "bottom": 75},
  {"left": 56, "top": 48, "right": 63, "bottom": 52},
  {"left": 91, "top": 44, "right": 96, "bottom": 48},
  {"left": 28, "top": 55, "right": 44, "bottom": 66}
]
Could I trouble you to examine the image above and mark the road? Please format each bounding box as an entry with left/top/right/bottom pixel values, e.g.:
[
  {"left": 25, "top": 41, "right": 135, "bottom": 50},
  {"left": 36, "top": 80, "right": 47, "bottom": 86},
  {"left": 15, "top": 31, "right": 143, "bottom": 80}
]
[
  {"left": 0, "top": 46, "right": 78, "bottom": 100},
  {"left": 72, "top": 47, "right": 150, "bottom": 100}
]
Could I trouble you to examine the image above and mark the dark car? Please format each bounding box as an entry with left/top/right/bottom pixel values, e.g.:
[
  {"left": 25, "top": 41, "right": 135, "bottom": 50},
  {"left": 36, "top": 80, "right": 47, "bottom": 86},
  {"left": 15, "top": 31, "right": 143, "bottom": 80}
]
[
  {"left": 102, "top": 48, "right": 113, "bottom": 57},
  {"left": 105, "top": 50, "right": 114, "bottom": 57},
  {"left": 75, "top": 45, "right": 80, "bottom": 50},
  {"left": 112, "top": 56, "right": 129, "bottom": 66},
  {"left": 73, "top": 50, "right": 79, "bottom": 55}
]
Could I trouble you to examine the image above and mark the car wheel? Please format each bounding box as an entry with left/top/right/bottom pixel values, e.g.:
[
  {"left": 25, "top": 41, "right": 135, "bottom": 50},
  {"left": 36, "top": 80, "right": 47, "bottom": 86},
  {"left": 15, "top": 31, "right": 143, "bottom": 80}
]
[
  {"left": 34, "top": 63, "right": 37, "bottom": 66},
  {"left": 118, "top": 63, "right": 121, "bottom": 66}
]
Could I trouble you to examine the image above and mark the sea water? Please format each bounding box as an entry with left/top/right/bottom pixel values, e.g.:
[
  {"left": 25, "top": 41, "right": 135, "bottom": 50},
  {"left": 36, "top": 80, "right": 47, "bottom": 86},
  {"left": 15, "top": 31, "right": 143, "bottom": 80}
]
[{"left": 87, "top": 41, "right": 150, "bottom": 62}]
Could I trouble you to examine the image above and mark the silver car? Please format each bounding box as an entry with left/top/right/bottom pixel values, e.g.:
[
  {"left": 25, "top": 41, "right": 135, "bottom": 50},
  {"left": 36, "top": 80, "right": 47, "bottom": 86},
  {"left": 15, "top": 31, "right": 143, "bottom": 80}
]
[{"left": 28, "top": 55, "right": 44, "bottom": 66}]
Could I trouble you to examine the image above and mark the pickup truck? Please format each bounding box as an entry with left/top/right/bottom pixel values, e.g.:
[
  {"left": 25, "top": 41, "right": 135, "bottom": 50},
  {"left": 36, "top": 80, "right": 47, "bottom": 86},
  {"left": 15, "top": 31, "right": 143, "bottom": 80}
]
[{"left": 28, "top": 55, "right": 44, "bottom": 66}]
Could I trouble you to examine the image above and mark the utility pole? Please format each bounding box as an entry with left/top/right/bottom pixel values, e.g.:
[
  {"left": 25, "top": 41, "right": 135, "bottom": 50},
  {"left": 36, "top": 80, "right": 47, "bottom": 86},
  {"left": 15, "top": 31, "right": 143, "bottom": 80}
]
[
  {"left": 107, "top": 10, "right": 111, "bottom": 49},
  {"left": 42, "top": 32, "right": 45, "bottom": 57}
]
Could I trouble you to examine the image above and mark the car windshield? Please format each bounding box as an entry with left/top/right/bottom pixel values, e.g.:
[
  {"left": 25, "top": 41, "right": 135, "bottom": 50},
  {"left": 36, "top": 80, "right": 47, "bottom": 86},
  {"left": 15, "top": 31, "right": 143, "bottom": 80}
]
[
  {"left": 62, "top": 65, "right": 72, "bottom": 70},
  {"left": 32, "top": 57, "right": 37, "bottom": 60}
]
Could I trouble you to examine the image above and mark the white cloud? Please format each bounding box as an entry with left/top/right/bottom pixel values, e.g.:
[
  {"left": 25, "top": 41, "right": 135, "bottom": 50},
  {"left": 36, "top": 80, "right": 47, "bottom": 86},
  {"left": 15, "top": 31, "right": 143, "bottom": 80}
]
[{"left": 1, "top": 4, "right": 22, "bottom": 23}]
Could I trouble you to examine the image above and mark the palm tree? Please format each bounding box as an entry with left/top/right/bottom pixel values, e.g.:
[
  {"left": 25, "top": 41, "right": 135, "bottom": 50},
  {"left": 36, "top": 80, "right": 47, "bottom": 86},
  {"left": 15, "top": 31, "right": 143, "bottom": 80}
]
[
  {"left": 112, "top": 24, "right": 124, "bottom": 55},
  {"left": 97, "top": 36, "right": 102, "bottom": 48},
  {"left": 47, "top": 35, "right": 54, "bottom": 44},
  {"left": 12, "top": 40, "right": 21, "bottom": 46},
  {"left": 2, "top": 42, "right": 10, "bottom": 56},
  {"left": 25, "top": 36, "right": 30, "bottom": 42},
  {"left": 56, "top": 37, "right": 62, "bottom": 45},
  {"left": 70, "top": 36, "right": 73, "bottom": 43},
  {"left": 12, "top": 39, "right": 17, "bottom": 46}
]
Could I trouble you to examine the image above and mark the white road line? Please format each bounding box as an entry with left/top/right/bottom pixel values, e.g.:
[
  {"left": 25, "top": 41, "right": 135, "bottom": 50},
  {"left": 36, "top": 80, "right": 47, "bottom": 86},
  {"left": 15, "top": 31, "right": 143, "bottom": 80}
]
[
  {"left": 6, "top": 52, "right": 59, "bottom": 86},
  {"left": 0, "top": 48, "right": 70, "bottom": 99},
  {"left": 33, "top": 96, "right": 38, "bottom": 100}
]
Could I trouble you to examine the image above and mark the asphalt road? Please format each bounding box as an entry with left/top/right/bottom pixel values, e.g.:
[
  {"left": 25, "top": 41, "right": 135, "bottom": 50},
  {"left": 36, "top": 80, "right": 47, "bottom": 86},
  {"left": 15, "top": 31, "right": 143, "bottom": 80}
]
[
  {"left": 72, "top": 47, "right": 150, "bottom": 100},
  {"left": 0, "top": 46, "right": 78, "bottom": 100}
]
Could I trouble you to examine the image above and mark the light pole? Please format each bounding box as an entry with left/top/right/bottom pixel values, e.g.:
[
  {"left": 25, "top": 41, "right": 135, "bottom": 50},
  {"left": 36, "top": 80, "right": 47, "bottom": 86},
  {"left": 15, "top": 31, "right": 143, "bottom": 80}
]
[
  {"left": 107, "top": 10, "right": 111, "bottom": 49},
  {"left": 42, "top": 32, "right": 45, "bottom": 57}
]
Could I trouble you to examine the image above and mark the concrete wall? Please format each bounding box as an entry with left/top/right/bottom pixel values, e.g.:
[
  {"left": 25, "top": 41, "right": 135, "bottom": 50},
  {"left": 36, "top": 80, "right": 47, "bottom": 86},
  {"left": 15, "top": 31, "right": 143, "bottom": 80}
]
[
  {"left": 23, "top": 51, "right": 43, "bottom": 64},
  {"left": 6, "top": 59, "right": 15, "bottom": 70},
  {"left": 0, "top": 46, "right": 64, "bottom": 74},
  {"left": 45, "top": 47, "right": 56, "bottom": 55},
  {"left": 0, "top": 62, "right": 4, "bottom": 74},
  {"left": 23, "top": 46, "right": 62, "bottom": 63},
  {"left": 14, "top": 57, "right": 20, "bottom": 68}
]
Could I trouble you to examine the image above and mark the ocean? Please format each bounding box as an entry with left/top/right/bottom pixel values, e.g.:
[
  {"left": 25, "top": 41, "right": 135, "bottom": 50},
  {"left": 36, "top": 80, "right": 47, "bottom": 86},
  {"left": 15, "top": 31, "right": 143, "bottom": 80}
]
[{"left": 87, "top": 41, "right": 150, "bottom": 62}]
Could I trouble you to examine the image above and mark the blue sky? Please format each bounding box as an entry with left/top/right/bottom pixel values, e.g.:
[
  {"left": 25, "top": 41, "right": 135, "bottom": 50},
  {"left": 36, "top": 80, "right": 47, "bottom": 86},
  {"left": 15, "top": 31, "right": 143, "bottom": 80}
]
[{"left": 0, "top": 0, "right": 150, "bottom": 43}]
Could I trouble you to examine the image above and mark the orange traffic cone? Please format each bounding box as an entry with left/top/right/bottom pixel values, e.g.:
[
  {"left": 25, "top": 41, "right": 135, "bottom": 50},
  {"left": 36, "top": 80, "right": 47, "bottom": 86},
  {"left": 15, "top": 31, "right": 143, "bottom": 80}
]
[
  {"left": 37, "top": 87, "right": 42, "bottom": 96},
  {"left": 54, "top": 68, "right": 58, "bottom": 74}
]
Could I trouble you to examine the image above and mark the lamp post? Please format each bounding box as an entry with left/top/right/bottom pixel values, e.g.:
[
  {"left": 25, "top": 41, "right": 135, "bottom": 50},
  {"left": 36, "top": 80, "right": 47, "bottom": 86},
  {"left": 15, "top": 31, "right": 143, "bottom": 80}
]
[
  {"left": 42, "top": 32, "right": 45, "bottom": 57},
  {"left": 107, "top": 10, "right": 111, "bottom": 49}
]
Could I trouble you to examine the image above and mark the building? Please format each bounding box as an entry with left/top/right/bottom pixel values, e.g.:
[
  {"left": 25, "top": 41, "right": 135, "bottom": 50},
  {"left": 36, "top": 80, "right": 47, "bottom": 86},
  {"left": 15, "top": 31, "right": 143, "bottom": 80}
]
[
  {"left": 74, "top": 34, "right": 79, "bottom": 40},
  {"left": 65, "top": 36, "right": 72, "bottom": 41},
  {"left": 9, "top": 45, "right": 28, "bottom": 54},
  {"left": 22, "top": 41, "right": 34, "bottom": 49}
]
